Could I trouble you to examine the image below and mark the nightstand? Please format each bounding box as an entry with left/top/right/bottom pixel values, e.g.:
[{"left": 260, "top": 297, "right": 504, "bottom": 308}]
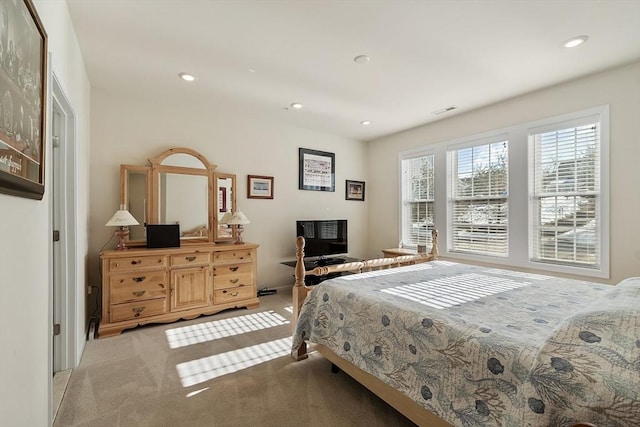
[{"left": 381, "top": 248, "right": 416, "bottom": 258}]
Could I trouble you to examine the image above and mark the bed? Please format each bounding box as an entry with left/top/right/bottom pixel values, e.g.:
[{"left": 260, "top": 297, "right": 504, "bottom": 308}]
[{"left": 290, "top": 232, "right": 640, "bottom": 427}]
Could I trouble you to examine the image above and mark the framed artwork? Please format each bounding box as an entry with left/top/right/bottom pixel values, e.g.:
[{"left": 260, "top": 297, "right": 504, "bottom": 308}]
[
  {"left": 299, "top": 147, "right": 335, "bottom": 192},
  {"left": 345, "top": 180, "right": 365, "bottom": 201},
  {"left": 247, "top": 175, "right": 274, "bottom": 199},
  {"left": 0, "top": 0, "right": 48, "bottom": 200},
  {"left": 218, "top": 187, "right": 227, "bottom": 211}
]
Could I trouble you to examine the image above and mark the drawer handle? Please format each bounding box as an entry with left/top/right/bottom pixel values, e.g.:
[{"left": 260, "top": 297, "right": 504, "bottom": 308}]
[
  {"left": 230, "top": 266, "right": 239, "bottom": 272},
  {"left": 132, "top": 290, "right": 146, "bottom": 297},
  {"left": 186, "top": 256, "right": 196, "bottom": 262},
  {"left": 132, "top": 306, "right": 146, "bottom": 317},
  {"left": 133, "top": 276, "right": 146, "bottom": 282},
  {"left": 230, "top": 279, "right": 239, "bottom": 284},
  {"left": 131, "top": 260, "right": 142, "bottom": 265},
  {"left": 223, "top": 291, "right": 239, "bottom": 297}
]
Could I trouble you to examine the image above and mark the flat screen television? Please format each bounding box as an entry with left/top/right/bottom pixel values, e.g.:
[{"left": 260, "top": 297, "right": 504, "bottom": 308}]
[{"left": 296, "top": 219, "right": 347, "bottom": 258}]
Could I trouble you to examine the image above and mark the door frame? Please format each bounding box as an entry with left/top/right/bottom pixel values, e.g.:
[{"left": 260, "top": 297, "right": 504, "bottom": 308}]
[{"left": 51, "top": 72, "right": 78, "bottom": 374}]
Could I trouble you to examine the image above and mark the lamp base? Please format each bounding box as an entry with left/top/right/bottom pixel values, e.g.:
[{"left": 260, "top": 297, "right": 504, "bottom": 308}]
[
  {"left": 234, "top": 226, "right": 244, "bottom": 245},
  {"left": 114, "top": 227, "right": 130, "bottom": 250}
]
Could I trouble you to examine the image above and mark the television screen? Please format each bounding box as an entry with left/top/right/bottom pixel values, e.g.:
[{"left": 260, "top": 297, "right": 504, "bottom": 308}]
[{"left": 296, "top": 220, "right": 347, "bottom": 258}]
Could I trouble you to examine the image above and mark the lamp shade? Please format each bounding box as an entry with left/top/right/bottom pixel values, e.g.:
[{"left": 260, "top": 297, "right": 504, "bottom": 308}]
[
  {"left": 227, "top": 211, "right": 250, "bottom": 225},
  {"left": 219, "top": 212, "right": 233, "bottom": 224},
  {"left": 105, "top": 209, "right": 140, "bottom": 227}
]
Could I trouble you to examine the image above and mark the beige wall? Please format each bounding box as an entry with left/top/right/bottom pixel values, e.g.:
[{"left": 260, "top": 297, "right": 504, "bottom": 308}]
[
  {"left": 88, "top": 88, "right": 368, "bottom": 291},
  {"left": 368, "top": 61, "right": 640, "bottom": 285},
  {"left": 0, "top": 1, "right": 91, "bottom": 425}
]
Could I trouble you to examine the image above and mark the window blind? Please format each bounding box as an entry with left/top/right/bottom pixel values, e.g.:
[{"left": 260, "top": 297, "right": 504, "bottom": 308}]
[
  {"left": 401, "top": 154, "right": 434, "bottom": 247},
  {"left": 531, "top": 123, "right": 600, "bottom": 267},
  {"left": 450, "top": 140, "right": 508, "bottom": 256}
]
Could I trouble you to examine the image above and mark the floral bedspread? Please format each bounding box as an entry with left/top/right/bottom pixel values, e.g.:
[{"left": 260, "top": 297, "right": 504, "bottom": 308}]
[{"left": 292, "top": 261, "right": 640, "bottom": 426}]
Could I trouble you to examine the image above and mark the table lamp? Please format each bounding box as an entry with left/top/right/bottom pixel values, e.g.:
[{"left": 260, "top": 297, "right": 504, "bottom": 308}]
[
  {"left": 105, "top": 205, "right": 140, "bottom": 250},
  {"left": 219, "top": 212, "right": 233, "bottom": 238},
  {"left": 227, "top": 211, "right": 250, "bottom": 244}
]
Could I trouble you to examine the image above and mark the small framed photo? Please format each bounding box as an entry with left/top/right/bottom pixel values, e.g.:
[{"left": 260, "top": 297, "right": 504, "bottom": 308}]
[
  {"left": 345, "top": 180, "right": 365, "bottom": 201},
  {"left": 247, "top": 175, "right": 274, "bottom": 199}
]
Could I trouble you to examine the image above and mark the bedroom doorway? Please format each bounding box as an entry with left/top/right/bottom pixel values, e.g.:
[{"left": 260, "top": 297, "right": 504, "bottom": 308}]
[
  {"left": 51, "top": 73, "right": 78, "bottom": 421},
  {"left": 51, "top": 73, "right": 78, "bottom": 375}
]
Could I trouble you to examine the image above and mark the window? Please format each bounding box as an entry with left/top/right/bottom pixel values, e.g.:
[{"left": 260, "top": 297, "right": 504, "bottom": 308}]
[
  {"left": 530, "top": 119, "right": 601, "bottom": 269},
  {"left": 399, "top": 105, "right": 608, "bottom": 278},
  {"left": 400, "top": 153, "right": 434, "bottom": 248},
  {"left": 449, "top": 140, "right": 509, "bottom": 257}
]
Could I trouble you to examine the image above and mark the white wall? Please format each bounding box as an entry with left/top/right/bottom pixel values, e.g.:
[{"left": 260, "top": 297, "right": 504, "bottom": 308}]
[
  {"left": 368, "top": 61, "right": 640, "bottom": 285},
  {"left": 88, "top": 88, "right": 368, "bottom": 291},
  {"left": 0, "top": 1, "right": 90, "bottom": 426}
]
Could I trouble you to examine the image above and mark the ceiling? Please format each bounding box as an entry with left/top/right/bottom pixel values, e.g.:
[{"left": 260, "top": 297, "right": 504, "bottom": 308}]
[{"left": 65, "top": 0, "right": 640, "bottom": 141}]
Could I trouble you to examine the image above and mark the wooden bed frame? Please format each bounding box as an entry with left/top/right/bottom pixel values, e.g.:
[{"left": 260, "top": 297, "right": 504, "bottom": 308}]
[
  {"left": 290, "top": 230, "right": 597, "bottom": 427},
  {"left": 291, "top": 230, "right": 448, "bottom": 426}
]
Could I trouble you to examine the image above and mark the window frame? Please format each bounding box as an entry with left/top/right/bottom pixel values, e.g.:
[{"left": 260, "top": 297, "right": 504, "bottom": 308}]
[
  {"left": 447, "top": 135, "right": 510, "bottom": 258},
  {"left": 398, "top": 148, "right": 436, "bottom": 249},
  {"left": 528, "top": 112, "right": 608, "bottom": 274}
]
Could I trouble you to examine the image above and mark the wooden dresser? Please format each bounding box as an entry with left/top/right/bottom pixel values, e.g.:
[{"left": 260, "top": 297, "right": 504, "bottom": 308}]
[{"left": 99, "top": 242, "right": 259, "bottom": 337}]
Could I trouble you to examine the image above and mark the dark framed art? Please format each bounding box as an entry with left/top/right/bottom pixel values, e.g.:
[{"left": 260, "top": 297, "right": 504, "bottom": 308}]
[
  {"left": 346, "top": 180, "right": 365, "bottom": 201},
  {"left": 0, "top": 0, "right": 48, "bottom": 200},
  {"left": 299, "top": 147, "right": 335, "bottom": 192},
  {"left": 247, "top": 175, "right": 274, "bottom": 199},
  {"left": 218, "top": 187, "right": 227, "bottom": 212}
]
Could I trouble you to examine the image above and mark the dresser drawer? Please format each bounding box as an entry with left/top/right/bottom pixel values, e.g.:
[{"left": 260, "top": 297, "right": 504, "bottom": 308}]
[
  {"left": 170, "top": 252, "right": 210, "bottom": 267},
  {"left": 110, "top": 298, "right": 167, "bottom": 322},
  {"left": 212, "top": 249, "right": 254, "bottom": 265},
  {"left": 109, "top": 255, "right": 166, "bottom": 272},
  {"left": 213, "top": 264, "right": 253, "bottom": 289},
  {"left": 213, "top": 285, "right": 254, "bottom": 304},
  {"left": 110, "top": 271, "right": 168, "bottom": 304}
]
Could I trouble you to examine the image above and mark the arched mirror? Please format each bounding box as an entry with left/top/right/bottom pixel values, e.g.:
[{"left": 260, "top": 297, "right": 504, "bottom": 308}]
[
  {"left": 119, "top": 147, "right": 238, "bottom": 245},
  {"left": 149, "top": 148, "right": 216, "bottom": 243}
]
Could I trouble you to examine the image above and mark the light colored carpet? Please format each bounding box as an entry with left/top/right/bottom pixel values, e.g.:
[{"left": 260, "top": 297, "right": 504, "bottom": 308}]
[{"left": 54, "top": 290, "right": 416, "bottom": 427}]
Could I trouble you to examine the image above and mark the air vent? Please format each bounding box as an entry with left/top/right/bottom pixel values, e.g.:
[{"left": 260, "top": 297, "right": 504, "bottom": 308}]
[{"left": 431, "top": 106, "right": 457, "bottom": 115}]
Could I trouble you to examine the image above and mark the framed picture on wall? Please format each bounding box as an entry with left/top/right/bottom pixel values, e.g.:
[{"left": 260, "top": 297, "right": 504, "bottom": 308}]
[
  {"left": 0, "top": 0, "right": 48, "bottom": 200},
  {"left": 299, "top": 147, "right": 335, "bottom": 192},
  {"left": 345, "top": 180, "right": 365, "bottom": 201},
  {"left": 247, "top": 175, "right": 274, "bottom": 199}
]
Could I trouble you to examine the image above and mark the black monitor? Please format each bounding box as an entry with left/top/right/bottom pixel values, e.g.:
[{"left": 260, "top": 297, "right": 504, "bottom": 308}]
[
  {"left": 146, "top": 224, "right": 180, "bottom": 248},
  {"left": 296, "top": 219, "right": 347, "bottom": 258}
]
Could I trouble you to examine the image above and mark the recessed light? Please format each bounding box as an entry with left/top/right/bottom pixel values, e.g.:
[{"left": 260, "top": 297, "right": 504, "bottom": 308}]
[
  {"left": 562, "top": 35, "right": 589, "bottom": 48},
  {"left": 354, "top": 55, "right": 370, "bottom": 64},
  {"left": 361, "top": 120, "right": 371, "bottom": 126},
  {"left": 248, "top": 68, "right": 256, "bottom": 73},
  {"left": 290, "top": 102, "right": 303, "bottom": 109},
  {"left": 178, "top": 72, "right": 195, "bottom": 82}
]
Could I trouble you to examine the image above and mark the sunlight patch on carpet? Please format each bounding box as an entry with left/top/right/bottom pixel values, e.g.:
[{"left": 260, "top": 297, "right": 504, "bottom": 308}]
[
  {"left": 165, "top": 310, "right": 289, "bottom": 349},
  {"left": 176, "top": 337, "right": 293, "bottom": 387}
]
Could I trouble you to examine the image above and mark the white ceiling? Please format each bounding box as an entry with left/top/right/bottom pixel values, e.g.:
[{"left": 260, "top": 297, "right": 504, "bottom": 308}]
[{"left": 65, "top": 0, "right": 640, "bottom": 141}]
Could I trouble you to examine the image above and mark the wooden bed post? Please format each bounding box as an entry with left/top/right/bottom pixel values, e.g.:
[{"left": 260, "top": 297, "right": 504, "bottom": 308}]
[
  {"left": 431, "top": 229, "right": 439, "bottom": 259},
  {"left": 292, "top": 236, "right": 309, "bottom": 360},
  {"left": 292, "top": 231, "right": 439, "bottom": 361}
]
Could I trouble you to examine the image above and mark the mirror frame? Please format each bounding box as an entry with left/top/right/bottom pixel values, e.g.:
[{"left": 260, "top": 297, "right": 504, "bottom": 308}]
[
  {"left": 214, "top": 172, "right": 237, "bottom": 242},
  {"left": 120, "top": 164, "right": 151, "bottom": 242},
  {"left": 119, "top": 147, "right": 238, "bottom": 245},
  {"left": 149, "top": 147, "right": 217, "bottom": 243}
]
